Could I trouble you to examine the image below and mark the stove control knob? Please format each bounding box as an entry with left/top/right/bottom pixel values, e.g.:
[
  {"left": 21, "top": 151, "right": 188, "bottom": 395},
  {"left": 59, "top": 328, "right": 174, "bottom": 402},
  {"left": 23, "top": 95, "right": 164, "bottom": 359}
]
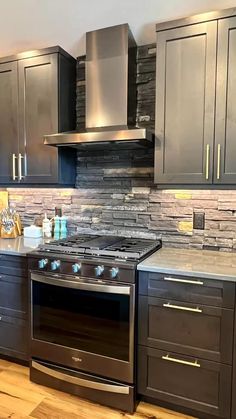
[
  {"left": 51, "top": 260, "right": 61, "bottom": 271},
  {"left": 110, "top": 267, "right": 119, "bottom": 279},
  {"left": 38, "top": 259, "right": 48, "bottom": 269},
  {"left": 72, "top": 263, "right": 81, "bottom": 274},
  {"left": 95, "top": 265, "right": 104, "bottom": 277}
]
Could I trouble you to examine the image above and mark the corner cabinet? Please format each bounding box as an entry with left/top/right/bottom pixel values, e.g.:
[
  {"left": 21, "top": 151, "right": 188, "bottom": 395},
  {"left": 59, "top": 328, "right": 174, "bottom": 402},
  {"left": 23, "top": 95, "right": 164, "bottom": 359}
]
[
  {"left": 154, "top": 8, "right": 236, "bottom": 185},
  {"left": 0, "top": 46, "right": 76, "bottom": 186}
]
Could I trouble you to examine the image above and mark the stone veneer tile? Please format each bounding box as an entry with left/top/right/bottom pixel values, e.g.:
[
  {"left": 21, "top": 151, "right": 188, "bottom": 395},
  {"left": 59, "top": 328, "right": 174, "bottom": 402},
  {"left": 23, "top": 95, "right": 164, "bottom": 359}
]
[{"left": 5, "top": 46, "right": 236, "bottom": 251}]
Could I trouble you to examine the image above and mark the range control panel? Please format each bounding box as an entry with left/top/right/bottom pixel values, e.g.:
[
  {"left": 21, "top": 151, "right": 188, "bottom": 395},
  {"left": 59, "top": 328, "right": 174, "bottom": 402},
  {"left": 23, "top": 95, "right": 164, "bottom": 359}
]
[{"left": 28, "top": 255, "right": 136, "bottom": 284}]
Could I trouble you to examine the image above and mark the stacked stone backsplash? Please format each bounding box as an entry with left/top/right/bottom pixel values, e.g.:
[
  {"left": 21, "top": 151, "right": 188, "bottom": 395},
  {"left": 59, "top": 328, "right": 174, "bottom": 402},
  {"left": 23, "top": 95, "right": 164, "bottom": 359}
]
[{"left": 7, "top": 45, "right": 236, "bottom": 252}]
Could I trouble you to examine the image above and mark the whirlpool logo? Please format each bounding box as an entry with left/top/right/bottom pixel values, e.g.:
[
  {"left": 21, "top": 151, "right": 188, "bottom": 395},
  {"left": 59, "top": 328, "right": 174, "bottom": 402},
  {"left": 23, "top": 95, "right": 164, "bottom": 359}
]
[{"left": 72, "top": 356, "right": 83, "bottom": 362}]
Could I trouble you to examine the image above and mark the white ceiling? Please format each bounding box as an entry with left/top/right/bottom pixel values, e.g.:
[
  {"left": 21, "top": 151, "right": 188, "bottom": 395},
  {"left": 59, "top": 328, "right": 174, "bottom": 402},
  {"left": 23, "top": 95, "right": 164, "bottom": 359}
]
[{"left": 0, "top": 0, "right": 235, "bottom": 58}]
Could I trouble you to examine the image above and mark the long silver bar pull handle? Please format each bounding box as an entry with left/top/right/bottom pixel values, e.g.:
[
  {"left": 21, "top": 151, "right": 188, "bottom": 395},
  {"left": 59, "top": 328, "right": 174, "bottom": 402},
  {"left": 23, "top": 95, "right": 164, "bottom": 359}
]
[
  {"left": 217, "top": 144, "right": 221, "bottom": 180},
  {"left": 163, "top": 302, "right": 202, "bottom": 313},
  {"left": 162, "top": 354, "right": 200, "bottom": 368},
  {"left": 164, "top": 276, "right": 204, "bottom": 285},
  {"left": 205, "top": 144, "right": 210, "bottom": 180},
  {"left": 18, "top": 153, "right": 24, "bottom": 181},
  {"left": 12, "top": 154, "right": 17, "bottom": 181}
]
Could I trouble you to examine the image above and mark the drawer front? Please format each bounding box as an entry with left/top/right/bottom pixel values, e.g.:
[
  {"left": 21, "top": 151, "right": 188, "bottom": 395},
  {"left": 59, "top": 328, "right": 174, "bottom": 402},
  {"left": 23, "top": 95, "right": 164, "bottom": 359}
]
[
  {"left": 139, "top": 271, "right": 235, "bottom": 309},
  {"left": 0, "top": 274, "right": 27, "bottom": 318},
  {"left": 138, "top": 295, "right": 234, "bottom": 364},
  {"left": 138, "top": 346, "right": 231, "bottom": 418},
  {"left": 0, "top": 254, "right": 27, "bottom": 277},
  {"left": 0, "top": 314, "right": 28, "bottom": 359}
]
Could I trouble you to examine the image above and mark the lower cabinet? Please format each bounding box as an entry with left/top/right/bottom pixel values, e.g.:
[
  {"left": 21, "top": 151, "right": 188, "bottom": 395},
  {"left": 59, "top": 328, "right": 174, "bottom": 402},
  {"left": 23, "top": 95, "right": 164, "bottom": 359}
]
[
  {"left": 138, "top": 346, "right": 231, "bottom": 418},
  {"left": 0, "top": 254, "right": 29, "bottom": 361},
  {"left": 0, "top": 315, "right": 28, "bottom": 360},
  {"left": 138, "top": 271, "right": 235, "bottom": 419}
]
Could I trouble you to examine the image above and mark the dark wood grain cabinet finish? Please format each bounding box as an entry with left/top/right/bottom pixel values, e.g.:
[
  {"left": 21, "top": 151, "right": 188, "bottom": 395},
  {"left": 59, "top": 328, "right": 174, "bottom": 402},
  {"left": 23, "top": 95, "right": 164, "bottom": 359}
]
[
  {"left": 155, "top": 9, "right": 236, "bottom": 185},
  {"left": 138, "top": 270, "right": 235, "bottom": 419},
  {"left": 138, "top": 346, "right": 231, "bottom": 418},
  {"left": 155, "top": 22, "right": 217, "bottom": 184},
  {"left": 0, "top": 46, "right": 76, "bottom": 185},
  {"left": 0, "top": 61, "right": 19, "bottom": 184},
  {"left": 139, "top": 271, "right": 235, "bottom": 309},
  {"left": 139, "top": 295, "right": 233, "bottom": 364},
  {"left": 0, "top": 254, "right": 29, "bottom": 361},
  {"left": 214, "top": 17, "right": 236, "bottom": 184}
]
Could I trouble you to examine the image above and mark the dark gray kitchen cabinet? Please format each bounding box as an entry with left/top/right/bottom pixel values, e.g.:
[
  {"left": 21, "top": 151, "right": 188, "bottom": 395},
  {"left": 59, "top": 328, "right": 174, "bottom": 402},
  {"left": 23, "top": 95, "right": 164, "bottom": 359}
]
[
  {"left": 0, "top": 254, "right": 29, "bottom": 361},
  {"left": 0, "top": 46, "right": 76, "bottom": 185},
  {"left": 0, "top": 61, "right": 19, "bottom": 184},
  {"left": 138, "top": 295, "right": 233, "bottom": 364},
  {"left": 155, "top": 21, "right": 217, "bottom": 184},
  {"left": 155, "top": 8, "right": 236, "bottom": 186},
  {"left": 138, "top": 270, "right": 235, "bottom": 419},
  {"left": 138, "top": 346, "right": 231, "bottom": 419},
  {"left": 214, "top": 17, "right": 236, "bottom": 184}
]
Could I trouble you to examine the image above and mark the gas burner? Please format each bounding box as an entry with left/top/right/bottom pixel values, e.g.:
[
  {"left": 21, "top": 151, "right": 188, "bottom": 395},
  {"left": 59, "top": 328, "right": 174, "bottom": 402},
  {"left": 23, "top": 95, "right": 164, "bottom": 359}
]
[{"left": 37, "top": 235, "right": 161, "bottom": 261}]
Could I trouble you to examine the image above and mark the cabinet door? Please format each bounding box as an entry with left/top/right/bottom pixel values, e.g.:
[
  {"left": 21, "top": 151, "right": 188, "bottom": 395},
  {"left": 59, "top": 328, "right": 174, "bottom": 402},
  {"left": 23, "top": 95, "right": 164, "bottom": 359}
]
[
  {"left": 139, "top": 271, "right": 235, "bottom": 309},
  {"left": 155, "top": 22, "right": 217, "bottom": 184},
  {"left": 214, "top": 17, "right": 236, "bottom": 184},
  {"left": 138, "top": 295, "right": 234, "bottom": 364},
  {"left": 18, "top": 54, "right": 59, "bottom": 184},
  {"left": 138, "top": 346, "right": 231, "bottom": 418},
  {"left": 0, "top": 61, "right": 19, "bottom": 184}
]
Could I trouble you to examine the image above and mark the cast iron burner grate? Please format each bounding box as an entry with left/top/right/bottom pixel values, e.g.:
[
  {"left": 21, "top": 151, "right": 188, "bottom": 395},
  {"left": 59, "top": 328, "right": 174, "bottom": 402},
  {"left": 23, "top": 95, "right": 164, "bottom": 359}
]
[{"left": 39, "top": 235, "right": 161, "bottom": 261}]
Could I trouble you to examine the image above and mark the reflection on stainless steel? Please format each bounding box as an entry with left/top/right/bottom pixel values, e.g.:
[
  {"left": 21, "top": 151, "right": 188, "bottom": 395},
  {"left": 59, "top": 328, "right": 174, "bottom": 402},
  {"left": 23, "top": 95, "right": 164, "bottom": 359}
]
[
  {"left": 31, "top": 272, "right": 132, "bottom": 295},
  {"left": 44, "top": 24, "right": 153, "bottom": 147},
  {"left": 44, "top": 128, "right": 153, "bottom": 147},
  {"left": 32, "top": 361, "right": 130, "bottom": 394},
  {"left": 29, "top": 234, "right": 161, "bottom": 412},
  {"left": 86, "top": 24, "right": 136, "bottom": 130}
]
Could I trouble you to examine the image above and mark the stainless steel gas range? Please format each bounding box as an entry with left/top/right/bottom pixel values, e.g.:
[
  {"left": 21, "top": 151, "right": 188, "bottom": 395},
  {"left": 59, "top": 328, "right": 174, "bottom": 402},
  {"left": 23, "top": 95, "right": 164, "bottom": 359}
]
[{"left": 28, "top": 234, "right": 161, "bottom": 412}]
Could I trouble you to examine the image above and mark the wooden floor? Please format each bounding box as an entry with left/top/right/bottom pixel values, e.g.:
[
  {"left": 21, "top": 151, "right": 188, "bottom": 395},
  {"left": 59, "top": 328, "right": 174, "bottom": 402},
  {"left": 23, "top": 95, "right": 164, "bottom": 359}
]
[{"left": 0, "top": 359, "right": 196, "bottom": 419}]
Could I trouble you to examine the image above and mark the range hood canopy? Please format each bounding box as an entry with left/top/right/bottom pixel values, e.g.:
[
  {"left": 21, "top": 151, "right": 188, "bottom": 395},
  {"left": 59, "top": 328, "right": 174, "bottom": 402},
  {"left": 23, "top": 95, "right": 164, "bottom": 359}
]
[{"left": 44, "top": 23, "right": 153, "bottom": 148}]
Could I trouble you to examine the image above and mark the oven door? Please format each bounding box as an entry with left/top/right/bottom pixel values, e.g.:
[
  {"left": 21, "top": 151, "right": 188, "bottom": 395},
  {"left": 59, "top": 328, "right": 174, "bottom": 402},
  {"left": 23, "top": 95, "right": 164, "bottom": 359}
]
[{"left": 30, "top": 272, "right": 135, "bottom": 383}]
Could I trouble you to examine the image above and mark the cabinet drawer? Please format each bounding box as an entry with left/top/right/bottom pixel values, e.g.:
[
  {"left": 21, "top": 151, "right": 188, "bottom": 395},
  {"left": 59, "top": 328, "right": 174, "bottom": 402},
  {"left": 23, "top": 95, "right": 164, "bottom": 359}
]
[
  {"left": 138, "top": 346, "right": 231, "bottom": 418},
  {"left": 0, "top": 274, "right": 27, "bottom": 318},
  {"left": 0, "top": 255, "right": 27, "bottom": 277},
  {"left": 138, "top": 296, "right": 234, "bottom": 364},
  {"left": 139, "top": 271, "right": 235, "bottom": 309},
  {"left": 0, "top": 314, "right": 28, "bottom": 360}
]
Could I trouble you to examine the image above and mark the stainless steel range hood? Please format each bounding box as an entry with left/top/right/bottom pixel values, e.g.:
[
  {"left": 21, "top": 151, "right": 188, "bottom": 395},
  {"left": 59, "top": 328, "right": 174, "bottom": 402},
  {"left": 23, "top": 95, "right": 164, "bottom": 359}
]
[{"left": 44, "top": 24, "right": 153, "bottom": 148}]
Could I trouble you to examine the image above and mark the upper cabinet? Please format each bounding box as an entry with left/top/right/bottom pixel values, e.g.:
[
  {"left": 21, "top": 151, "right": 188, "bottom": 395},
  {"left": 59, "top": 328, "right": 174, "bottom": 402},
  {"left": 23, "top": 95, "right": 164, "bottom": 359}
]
[
  {"left": 0, "top": 47, "right": 76, "bottom": 186},
  {"left": 0, "top": 62, "right": 19, "bottom": 184},
  {"left": 154, "top": 8, "right": 236, "bottom": 185},
  {"left": 214, "top": 17, "right": 236, "bottom": 184}
]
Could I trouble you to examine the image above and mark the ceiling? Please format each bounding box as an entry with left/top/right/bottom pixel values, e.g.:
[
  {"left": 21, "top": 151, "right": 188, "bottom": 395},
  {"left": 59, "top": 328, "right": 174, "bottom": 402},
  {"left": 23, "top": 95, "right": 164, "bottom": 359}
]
[{"left": 0, "top": 0, "right": 235, "bottom": 58}]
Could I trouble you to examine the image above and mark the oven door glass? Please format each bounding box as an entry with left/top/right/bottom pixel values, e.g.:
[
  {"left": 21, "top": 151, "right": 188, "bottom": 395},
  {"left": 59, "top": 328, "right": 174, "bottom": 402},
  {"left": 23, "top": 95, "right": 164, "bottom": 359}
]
[{"left": 32, "top": 276, "right": 133, "bottom": 362}]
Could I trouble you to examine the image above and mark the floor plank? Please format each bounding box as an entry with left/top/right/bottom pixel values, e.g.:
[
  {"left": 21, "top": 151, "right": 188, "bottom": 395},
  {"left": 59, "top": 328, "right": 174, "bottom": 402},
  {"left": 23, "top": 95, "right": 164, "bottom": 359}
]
[{"left": 0, "top": 361, "right": 196, "bottom": 419}]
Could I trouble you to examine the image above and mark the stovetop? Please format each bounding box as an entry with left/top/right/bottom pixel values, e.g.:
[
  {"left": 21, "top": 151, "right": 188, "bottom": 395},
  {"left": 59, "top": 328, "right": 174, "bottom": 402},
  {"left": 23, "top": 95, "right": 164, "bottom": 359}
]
[{"left": 38, "top": 234, "right": 161, "bottom": 261}]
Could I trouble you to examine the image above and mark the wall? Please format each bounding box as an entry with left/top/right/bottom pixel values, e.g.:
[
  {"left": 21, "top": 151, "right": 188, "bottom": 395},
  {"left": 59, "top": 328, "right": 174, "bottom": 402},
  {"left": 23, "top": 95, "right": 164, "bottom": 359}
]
[
  {"left": 1, "top": 0, "right": 236, "bottom": 58},
  {"left": 7, "top": 45, "right": 236, "bottom": 252}
]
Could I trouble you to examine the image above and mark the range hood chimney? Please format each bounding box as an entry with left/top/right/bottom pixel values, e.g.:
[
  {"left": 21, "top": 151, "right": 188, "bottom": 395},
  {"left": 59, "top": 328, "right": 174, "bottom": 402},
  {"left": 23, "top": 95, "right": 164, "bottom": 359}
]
[{"left": 44, "top": 24, "right": 153, "bottom": 148}]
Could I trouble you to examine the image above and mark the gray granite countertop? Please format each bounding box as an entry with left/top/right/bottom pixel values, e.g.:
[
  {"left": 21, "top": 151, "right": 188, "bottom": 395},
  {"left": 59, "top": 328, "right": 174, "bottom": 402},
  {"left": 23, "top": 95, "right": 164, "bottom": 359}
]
[
  {"left": 137, "top": 247, "right": 236, "bottom": 282},
  {"left": 0, "top": 236, "right": 49, "bottom": 256}
]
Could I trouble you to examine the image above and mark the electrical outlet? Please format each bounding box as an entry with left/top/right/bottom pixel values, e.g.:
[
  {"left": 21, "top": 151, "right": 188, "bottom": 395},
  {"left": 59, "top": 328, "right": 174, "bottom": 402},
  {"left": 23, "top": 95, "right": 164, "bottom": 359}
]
[{"left": 193, "top": 211, "right": 205, "bottom": 230}]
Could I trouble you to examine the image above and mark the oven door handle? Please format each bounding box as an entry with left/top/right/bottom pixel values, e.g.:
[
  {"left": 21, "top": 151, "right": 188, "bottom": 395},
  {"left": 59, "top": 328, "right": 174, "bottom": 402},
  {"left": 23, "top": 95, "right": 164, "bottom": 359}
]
[
  {"left": 32, "top": 361, "right": 130, "bottom": 394},
  {"left": 31, "top": 273, "right": 132, "bottom": 295}
]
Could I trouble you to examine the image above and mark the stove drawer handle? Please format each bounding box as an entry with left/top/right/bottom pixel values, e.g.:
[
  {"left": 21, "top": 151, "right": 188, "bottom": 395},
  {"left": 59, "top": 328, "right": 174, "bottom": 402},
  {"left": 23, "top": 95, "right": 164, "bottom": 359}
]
[
  {"left": 31, "top": 273, "right": 131, "bottom": 295},
  {"left": 32, "top": 361, "right": 130, "bottom": 394}
]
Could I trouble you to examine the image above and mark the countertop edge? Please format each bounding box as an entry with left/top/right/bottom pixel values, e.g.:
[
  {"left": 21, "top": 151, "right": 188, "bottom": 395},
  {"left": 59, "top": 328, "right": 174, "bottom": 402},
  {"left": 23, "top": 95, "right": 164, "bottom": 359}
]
[{"left": 137, "top": 265, "right": 236, "bottom": 282}]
